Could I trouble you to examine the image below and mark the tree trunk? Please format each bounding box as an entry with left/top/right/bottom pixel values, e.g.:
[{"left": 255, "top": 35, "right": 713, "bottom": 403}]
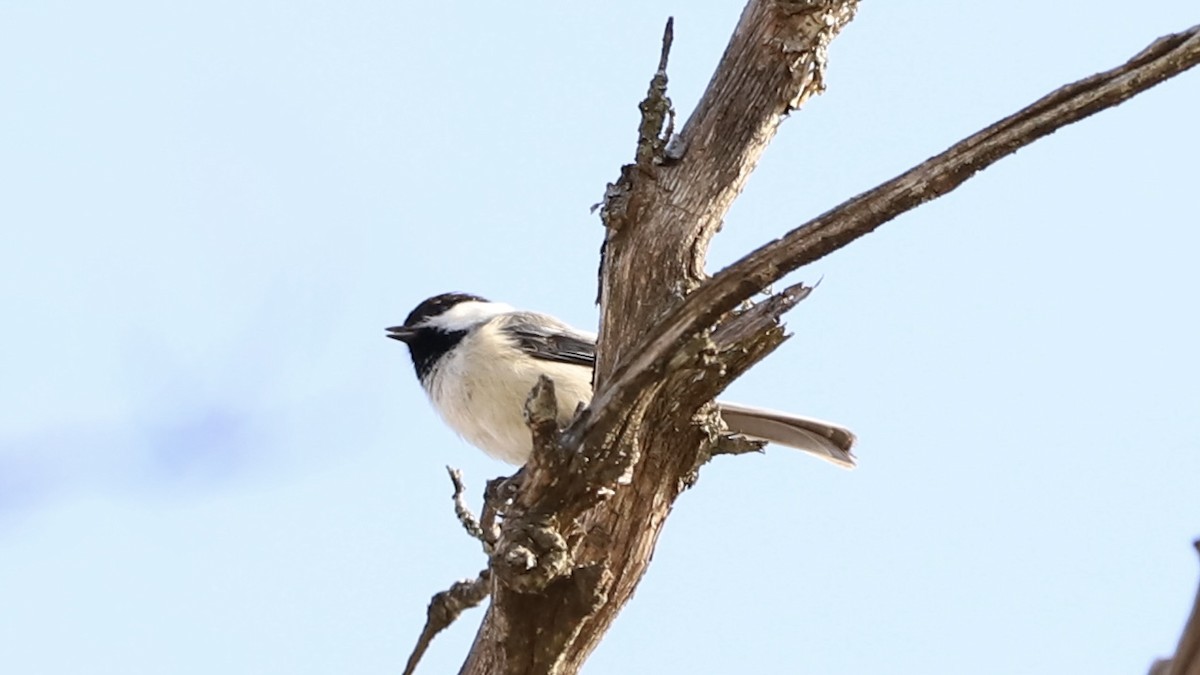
[{"left": 409, "top": 4, "right": 1200, "bottom": 673}]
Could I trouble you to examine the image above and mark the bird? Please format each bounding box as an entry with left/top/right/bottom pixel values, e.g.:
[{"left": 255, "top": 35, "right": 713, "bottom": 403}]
[{"left": 386, "top": 292, "right": 856, "bottom": 468}]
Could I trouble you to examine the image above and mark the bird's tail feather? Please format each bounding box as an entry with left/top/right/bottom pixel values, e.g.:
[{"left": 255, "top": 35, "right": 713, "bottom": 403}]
[{"left": 717, "top": 402, "right": 857, "bottom": 469}]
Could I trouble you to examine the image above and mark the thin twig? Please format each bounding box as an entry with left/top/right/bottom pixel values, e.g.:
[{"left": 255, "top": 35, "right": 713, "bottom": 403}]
[
  {"left": 635, "top": 17, "right": 676, "bottom": 168},
  {"left": 402, "top": 570, "right": 491, "bottom": 675},
  {"left": 446, "top": 466, "right": 484, "bottom": 542},
  {"left": 657, "top": 17, "right": 674, "bottom": 74}
]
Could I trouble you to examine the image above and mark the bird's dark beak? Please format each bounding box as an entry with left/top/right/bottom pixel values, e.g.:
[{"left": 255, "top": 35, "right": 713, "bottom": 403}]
[{"left": 386, "top": 326, "right": 417, "bottom": 343}]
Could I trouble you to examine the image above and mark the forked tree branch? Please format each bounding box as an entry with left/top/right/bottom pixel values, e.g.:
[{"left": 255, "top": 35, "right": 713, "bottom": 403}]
[
  {"left": 446, "top": 5, "right": 1199, "bottom": 673},
  {"left": 594, "top": 0, "right": 858, "bottom": 385},
  {"left": 572, "top": 22, "right": 1200, "bottom": 455},
  {"left": 460, "top": 5, "right": 859, "bottom": 672}
]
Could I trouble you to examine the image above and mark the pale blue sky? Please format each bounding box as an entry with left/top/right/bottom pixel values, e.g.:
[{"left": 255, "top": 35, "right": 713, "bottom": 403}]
[{"left": 1, "top": 2, "right": 1198, "bottom": 674}]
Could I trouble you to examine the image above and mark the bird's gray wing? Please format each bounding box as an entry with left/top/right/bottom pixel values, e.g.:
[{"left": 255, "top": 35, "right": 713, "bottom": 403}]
[{"left": 500, "top": 313, "right": 597, "bottom": 368}]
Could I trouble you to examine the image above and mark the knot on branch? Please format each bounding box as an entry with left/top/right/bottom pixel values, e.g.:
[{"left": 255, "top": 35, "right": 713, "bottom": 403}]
[
  {"left": 481, "top": 473, "right": 522, "bottom": 546},
  {"left": 520, "top": 375, "right": 634, "bottom": 516},
  {"left": 713, "top": 433, "right": 767, "bottom": 457},
  {"left": 687, "top": 403, "right": 765, "bottom": 480},
  {"left": 524, "top": 373, "right": 559, "bottom": 436},
  {"left": 525, "top": 375, "right": 569, "bottom": 473},
  {"left": 493, "top": 519, "right": 573, "bottom": 594},
  {"left": 596, "top": 166, "right": 636, "bottom": 233}
]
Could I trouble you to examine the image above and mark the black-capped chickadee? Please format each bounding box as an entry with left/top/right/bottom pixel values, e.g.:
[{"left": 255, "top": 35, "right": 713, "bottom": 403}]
[{"left": 386, "top": 293, "right": 856, "bottom": 468}]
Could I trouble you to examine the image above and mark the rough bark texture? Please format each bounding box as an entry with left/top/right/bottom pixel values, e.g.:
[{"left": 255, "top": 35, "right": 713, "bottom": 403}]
[
  {"left": 412, "top": 6, "right": 1200, "bottom": 674},
  {"left": 574, "top": 22, "right": 1200, "bottom": 453},
  {"left": 459, "top": 4, "right": 859, "bottom": 673}
]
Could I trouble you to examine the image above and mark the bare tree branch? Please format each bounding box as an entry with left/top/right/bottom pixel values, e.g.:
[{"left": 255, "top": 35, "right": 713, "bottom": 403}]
[
  {"left": 446, "top": 467, "right": 485, "bottom": 544},
  {"left": 402, "top": 570, "right": 490, "bottom": 675},
  {"left": 574, "top": 22, "right": 1200, "bottom": 455},
  {"left": 406, "top": 471, "right": 503, "bottom": 675},
  {"left": 452, "top": 4, "right": 1200, "bottom": 672},
  {"left": 594, "top": 1, "right": 858, "bottom": 389},
  {"left": 461, "top": 6, "right": 864, "bottom": 673},
  {"left": 635, "top": 16, "right": 675, "bottom": 169}
]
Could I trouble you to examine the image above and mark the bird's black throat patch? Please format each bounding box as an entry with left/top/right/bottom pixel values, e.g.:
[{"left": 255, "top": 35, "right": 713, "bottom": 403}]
[
  {"left": 404, "top": 327, "right": 468, "bottom": 382},
  {"left": 395, "top": 292, "right": 488, "bottom": 382}
]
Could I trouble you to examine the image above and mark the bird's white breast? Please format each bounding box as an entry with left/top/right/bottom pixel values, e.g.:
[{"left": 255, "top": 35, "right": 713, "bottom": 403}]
[{"left": 426, "top": 318, "right": 594, "bottom": 464}]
